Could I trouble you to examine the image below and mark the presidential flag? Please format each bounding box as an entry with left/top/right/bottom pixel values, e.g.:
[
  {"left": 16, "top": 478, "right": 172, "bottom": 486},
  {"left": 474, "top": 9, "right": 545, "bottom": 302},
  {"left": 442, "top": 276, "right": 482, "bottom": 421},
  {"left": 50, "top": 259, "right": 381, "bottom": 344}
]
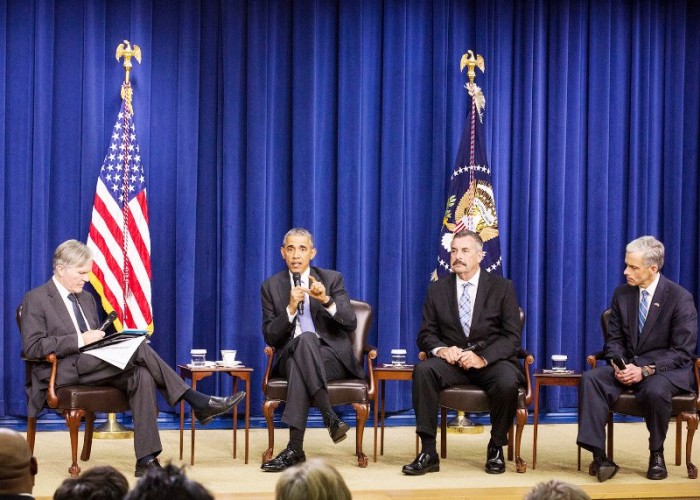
[
  {"left": 87, "top": 82, "right": 153, "bottom": 331},
  {"left": 433, "top": 56, "right": 502, "bottom": 280}
]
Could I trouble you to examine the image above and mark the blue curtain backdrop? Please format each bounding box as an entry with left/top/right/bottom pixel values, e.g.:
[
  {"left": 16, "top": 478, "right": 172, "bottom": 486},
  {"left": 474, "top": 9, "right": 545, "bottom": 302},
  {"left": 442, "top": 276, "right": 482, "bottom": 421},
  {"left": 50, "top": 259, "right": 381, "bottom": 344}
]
[{"left": 1, "top": 0, "right": 699, "bottom": 421}]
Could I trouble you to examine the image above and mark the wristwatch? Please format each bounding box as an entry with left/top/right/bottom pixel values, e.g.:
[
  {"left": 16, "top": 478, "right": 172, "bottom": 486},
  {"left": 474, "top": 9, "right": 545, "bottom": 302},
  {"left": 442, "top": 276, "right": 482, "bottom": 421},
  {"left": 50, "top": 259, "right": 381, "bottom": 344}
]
[
  {"left": 322, "top": 296, "right": 334, "bottom": 308},
  {"left": 641, "top": 366, "right": 650, "bottom": 379}
]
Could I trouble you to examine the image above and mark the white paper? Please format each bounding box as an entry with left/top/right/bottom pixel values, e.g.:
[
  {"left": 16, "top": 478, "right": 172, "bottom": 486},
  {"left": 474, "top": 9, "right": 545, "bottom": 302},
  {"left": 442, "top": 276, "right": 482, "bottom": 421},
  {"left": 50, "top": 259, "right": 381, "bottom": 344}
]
[{"left": 84, "top": 336, "right": 146, "bottom": 370}]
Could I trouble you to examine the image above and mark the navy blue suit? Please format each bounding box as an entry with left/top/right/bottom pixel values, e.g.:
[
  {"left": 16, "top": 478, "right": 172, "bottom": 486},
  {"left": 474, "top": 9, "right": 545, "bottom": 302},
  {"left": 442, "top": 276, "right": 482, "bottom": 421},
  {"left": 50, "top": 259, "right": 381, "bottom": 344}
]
[{"left": 577, "top": 275, "right": 698, "bottom": 452}]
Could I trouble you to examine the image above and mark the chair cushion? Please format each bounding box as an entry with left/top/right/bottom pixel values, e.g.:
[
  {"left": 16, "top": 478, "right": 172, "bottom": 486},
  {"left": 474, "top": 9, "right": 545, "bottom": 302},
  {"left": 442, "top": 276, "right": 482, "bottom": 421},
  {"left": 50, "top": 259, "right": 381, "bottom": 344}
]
[
  {"left": 56, "top": 385, "right": 130, "bottom": 413},
  {"left": 612, "top": 390, "right": 697, "bottom": 417},
  {"left": 265, "top": 378, "right": 369, "bottom": 406},
  {"left": 439, "top": 384, "right": 527, "bottom": 412}
]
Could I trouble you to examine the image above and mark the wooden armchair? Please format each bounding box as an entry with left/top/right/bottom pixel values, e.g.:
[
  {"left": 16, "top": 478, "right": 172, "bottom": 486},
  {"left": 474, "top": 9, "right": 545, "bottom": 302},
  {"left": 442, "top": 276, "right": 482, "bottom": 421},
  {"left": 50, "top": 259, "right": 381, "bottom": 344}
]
[
  {"left": 261, "top": 299, "right": 377, "bottom": 467},
  {"left": 17, "top": 305, "right": 130, "bottom": 476},
  {"left": 584, "top": 309, "right": 699, "bottom": 479},
  {"left": 418, "top": 309, "right": 533, "bottom": 473}
]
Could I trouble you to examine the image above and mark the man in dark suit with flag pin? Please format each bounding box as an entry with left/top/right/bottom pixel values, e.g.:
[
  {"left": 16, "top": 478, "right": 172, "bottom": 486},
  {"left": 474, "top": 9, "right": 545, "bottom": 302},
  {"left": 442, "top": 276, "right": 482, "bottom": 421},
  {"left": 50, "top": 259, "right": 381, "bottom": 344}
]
[{"left": 577, "top": 236, "right": 698, "bottom": 482}]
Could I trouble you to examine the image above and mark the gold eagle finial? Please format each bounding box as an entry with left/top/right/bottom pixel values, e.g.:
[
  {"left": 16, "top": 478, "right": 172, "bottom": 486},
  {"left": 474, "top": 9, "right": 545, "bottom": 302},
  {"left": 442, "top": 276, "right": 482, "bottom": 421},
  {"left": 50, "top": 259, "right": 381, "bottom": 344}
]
[
  {"left": 115, "top": 40, "right": 142, "bottom": 85},
  {"left": 460, "top": 50, "right": 485, "bottom": 84}
]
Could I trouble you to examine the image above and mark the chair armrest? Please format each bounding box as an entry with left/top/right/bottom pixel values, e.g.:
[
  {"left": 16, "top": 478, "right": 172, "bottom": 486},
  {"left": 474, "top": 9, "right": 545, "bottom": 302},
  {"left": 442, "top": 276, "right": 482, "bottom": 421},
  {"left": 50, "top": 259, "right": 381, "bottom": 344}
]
[
  {"left": 364, "top": 347, "right": 378, "bottom": 400},
  {"left": 517, "top": 349, "right": 535, "bottom": 406},
  {"left": 586, "top": 351, "right": 605, "bottom": 369},
  {"left": 262, "top": 346, "right": 276, "bottom": 394},
  {"left": 45, "top": 353, "right": 59, "bottom": 408}
]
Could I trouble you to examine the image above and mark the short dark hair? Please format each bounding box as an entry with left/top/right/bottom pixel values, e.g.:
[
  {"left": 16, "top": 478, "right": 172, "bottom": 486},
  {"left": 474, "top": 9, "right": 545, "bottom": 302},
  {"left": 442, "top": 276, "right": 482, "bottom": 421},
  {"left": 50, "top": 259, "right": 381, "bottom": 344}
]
[
  {"left": 124, "top": 463, "right": 213, "bottom": 500},
  {"left": 452, "top": 229, "right": 483, "bottom": 250},
  {"left": 53, "top": 466, "right": 128, "bottom": 500}
]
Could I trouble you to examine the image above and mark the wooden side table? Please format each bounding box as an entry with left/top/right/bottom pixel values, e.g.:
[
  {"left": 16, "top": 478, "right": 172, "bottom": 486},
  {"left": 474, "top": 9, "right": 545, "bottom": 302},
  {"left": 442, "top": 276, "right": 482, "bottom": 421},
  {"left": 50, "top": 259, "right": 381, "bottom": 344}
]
[
  {"left": 532, "top": 369, "right": 582, "bottom": 469},
  {"left": 178, "top": 364, "right": 253, "bottom": 465},
  {"left": 373, "top": 365, "right": 415, "bottom": 462}
]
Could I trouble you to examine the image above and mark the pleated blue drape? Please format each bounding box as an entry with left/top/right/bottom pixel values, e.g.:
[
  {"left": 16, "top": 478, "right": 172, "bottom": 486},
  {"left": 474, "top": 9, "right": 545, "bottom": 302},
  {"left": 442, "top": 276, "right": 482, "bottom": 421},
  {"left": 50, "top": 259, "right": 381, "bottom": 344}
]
[{"left": 1, "top": 0, "right": 698, "bottom": 419}]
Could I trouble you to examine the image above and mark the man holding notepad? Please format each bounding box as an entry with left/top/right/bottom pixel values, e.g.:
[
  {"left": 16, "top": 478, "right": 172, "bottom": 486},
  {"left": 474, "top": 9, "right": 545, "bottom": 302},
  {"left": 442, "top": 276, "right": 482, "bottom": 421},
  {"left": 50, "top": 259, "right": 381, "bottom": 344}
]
[{"left": 20, "top": 239, "right": 244, "bottom": 477}]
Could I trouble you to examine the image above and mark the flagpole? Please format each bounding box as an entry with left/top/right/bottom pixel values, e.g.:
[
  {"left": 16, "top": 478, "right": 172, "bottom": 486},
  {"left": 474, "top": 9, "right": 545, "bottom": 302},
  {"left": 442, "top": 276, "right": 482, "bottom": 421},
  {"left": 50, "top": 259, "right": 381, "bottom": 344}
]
[
  {"left": 447, "top": 50, "right": 486, "bottom": 436},
  {"left": 94, "top": 40, "right": 143, "bottom": 440}
]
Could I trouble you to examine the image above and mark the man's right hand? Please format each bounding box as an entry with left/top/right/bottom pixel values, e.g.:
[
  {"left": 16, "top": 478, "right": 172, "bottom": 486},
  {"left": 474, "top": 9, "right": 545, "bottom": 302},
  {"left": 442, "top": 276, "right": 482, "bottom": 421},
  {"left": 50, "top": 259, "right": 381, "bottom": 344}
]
[
  {"left": 287, "top": 285, "right": 306, "bottom": 316},
  {"left": 436, "top": 346, "right": 463, "bottom": 365},
  {"left": 83, "top": 329, "right": 106, "bottom": 345}
]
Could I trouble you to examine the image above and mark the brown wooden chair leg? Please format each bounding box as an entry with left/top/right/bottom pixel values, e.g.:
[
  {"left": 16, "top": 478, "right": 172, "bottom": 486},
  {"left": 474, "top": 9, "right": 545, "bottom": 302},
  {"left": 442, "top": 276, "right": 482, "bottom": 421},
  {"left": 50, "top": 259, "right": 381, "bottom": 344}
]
[
  {"left": 64, "top": 409, "right": 85, "bottom": 476},
  {"left": 81, "top": 412, "right": 96, "bottom": 461},
  {"left": 27, "top": 416, "right": 37, "bottom": 454},
  {"left": 352, "top": 402, "right": 369, "bottom": 467},
  {"left": 440, "top": 407, "right": 448, "bottom": 459},
  {"left": 682, "top": 411, "right": 698, "bottom": 479},
  {"left": 515, "top": 408, "right": 527, "bottom": 473},
  {"left": 262, "top": 400, "right": 280, "bottom": 464}
]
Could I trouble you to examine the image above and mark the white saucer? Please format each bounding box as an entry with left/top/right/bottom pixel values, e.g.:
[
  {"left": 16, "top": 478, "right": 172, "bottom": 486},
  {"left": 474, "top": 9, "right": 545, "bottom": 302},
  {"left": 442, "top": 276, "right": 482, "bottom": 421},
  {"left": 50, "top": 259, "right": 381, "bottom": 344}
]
[{"left": 216, "top": 360, "right": 243, "bottom": 367}]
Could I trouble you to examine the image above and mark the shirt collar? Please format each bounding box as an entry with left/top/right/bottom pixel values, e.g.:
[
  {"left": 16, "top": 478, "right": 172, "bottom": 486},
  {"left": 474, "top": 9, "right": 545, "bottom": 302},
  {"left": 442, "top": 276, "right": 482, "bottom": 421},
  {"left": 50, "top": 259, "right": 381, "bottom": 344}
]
[
  {"left": 641, "top": 273, "right": 661, "bottom": 300},
  {"left": 288, "top": 267, "right": 311, "bottom": 285},
  {"left": 456, "top": 268, "right": 481, "bottom": 289}
]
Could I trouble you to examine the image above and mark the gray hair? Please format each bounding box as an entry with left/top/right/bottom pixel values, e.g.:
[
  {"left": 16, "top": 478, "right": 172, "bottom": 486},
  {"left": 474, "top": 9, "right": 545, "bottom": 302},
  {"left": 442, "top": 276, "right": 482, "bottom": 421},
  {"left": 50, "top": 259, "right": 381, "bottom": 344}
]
[
  {"left": 53, "top": 240, "right": 92, "bottom": 272},
  {"left": 626, "top": 235, "right": 664, "bottom": 270},
  {"left": 282, "top": 228, "right": 314, "bottom": 247},
  {"left": 275, "top": 459, "right": 351, "bottom": 500},
  {"left": 523, "top": 479, "right": 591, "bottom": 500},
  {"left": 452, "top": 229, "right": 484, "bottom": 251}
]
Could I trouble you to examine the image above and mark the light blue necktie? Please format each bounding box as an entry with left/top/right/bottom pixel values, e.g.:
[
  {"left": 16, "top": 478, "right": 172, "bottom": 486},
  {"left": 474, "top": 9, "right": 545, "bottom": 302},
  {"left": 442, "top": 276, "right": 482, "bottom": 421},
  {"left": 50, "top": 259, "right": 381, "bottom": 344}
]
[
  {"left": 298, "top": 282, "right": 316, "bottom": 333},
  {"left": 638, "top": 289, "right": 649, "bottom": 336},
  {"left": 459, "top": 282, "right": 473, "bottom": 338}
]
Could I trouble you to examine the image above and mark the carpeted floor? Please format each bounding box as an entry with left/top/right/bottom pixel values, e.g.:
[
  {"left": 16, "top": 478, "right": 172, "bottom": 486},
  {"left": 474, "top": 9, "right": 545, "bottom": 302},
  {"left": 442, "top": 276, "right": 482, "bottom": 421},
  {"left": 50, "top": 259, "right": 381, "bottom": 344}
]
[{"left": 26, "top": 423, "right": 700, "bottom": 499}]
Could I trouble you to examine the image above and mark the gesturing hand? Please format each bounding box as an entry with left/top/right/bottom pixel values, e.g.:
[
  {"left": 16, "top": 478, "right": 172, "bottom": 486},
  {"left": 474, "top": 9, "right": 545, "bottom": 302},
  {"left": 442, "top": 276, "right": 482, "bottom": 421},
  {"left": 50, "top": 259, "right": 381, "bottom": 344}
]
[{"left": 308, "top": 275, "right": 329, "bottom": 304}]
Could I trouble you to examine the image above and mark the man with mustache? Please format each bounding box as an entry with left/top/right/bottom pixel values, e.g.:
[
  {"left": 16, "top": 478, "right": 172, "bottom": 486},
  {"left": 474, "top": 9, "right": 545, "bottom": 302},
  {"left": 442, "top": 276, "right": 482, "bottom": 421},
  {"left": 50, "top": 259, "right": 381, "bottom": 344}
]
[
  {"left": 577, "top": 236, "right": 698, "bottom": 482},
  {"left": 402, "top": 229, "right": 524, "bottom": 475}
]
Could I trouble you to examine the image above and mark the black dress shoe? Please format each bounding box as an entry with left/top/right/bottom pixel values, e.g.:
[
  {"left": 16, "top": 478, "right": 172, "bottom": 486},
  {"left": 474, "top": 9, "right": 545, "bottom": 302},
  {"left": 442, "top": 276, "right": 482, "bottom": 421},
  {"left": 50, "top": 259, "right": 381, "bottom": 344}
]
[
  {"left": 589, "top": 457, "right": 619, "bottom": 482},
  {"left": 485, "top": 444, "right": 505, "bottom": 474},
  {"left": 647, "top": 451, "right": 668, "bottom": 480},
  {"left": 135, "top": 457, "right": 162, "bottom": 478},
  {"left": 402, "top": 453, "right": 440, "bottom": 475},
  {"left": 261, "top": 447, "right": 306, "bottom": 472},
  {"left": 328, "top": 419, "right": 350, "bottom": 444},
  {"left": 194, "top": 391, "right": 245, "bottom": 425}
]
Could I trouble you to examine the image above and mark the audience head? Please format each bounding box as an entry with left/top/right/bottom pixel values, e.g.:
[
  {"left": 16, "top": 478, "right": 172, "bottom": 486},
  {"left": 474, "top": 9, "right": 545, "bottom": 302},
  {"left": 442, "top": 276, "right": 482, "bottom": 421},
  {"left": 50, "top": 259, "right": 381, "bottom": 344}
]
[
  {"left": 53, "top": 465, "right": 128, "bottom": 500},
  {"left": 124, "top": 463, "right": 212, "bottom": 500},
  {"left": 0, "top": 428, "right": 37, "bottom": 495},
  {"left": 275, "top": 458, "right": 351, "bottom": 500},
  {"left": 523, "top": 479, "right": 590, "bottom": 500}
]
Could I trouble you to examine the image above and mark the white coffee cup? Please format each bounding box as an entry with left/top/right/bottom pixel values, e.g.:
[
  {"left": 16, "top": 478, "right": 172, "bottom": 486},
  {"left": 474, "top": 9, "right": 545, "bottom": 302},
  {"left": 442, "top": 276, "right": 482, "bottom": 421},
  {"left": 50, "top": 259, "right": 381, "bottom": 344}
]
[{"left": 221, "top": 349, "right": 237, "bottom": 366}]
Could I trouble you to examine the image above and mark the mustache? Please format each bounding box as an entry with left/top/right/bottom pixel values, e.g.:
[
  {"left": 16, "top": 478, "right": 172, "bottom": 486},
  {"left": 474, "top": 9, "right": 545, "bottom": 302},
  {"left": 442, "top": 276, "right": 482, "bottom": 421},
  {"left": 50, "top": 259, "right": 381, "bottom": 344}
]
[{"left": 452, "top": 259, "right": 465, "bottom": 266}]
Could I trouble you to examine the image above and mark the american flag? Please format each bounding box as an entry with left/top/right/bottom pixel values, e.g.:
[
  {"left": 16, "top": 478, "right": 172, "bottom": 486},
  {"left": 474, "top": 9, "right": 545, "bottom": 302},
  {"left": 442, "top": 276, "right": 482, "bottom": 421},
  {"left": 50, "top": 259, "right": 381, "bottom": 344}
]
[
  {"left": 433, "top": 79, "right": 502, "bottom": 280},
  {"left": 87, "top": 83, "right": 153, "bottom": 331}
]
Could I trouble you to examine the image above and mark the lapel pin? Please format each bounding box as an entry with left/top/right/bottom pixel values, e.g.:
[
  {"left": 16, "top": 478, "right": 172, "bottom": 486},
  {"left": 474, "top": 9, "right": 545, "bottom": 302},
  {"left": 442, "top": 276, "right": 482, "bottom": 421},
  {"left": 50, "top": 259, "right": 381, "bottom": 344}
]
[{"left": 653, "top": 303, "right": 660, "bottom": 307}]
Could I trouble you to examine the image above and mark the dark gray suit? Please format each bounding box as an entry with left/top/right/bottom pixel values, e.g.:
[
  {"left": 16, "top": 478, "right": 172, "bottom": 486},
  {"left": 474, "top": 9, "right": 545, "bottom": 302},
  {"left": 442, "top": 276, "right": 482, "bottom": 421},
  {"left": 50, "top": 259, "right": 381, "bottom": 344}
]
[
  {"left": 21, "top": 279, "right": 191, "bottom": 459},
  {"left": 577, "top": 275, "right": 698, "bottom": 452},
  {"left": 261, "top": 267, "right": 363, "bottom": 429},
  {"left": 413, "top": 270, "right": 524, "bottom": 446}
]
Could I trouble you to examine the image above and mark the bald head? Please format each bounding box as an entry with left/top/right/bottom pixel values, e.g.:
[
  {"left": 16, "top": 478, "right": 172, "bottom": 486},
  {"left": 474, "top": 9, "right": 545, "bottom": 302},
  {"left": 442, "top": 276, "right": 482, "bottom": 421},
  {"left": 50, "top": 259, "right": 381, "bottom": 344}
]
[{"left": 0, "top": 428, "right": 37, "bottom": 495}]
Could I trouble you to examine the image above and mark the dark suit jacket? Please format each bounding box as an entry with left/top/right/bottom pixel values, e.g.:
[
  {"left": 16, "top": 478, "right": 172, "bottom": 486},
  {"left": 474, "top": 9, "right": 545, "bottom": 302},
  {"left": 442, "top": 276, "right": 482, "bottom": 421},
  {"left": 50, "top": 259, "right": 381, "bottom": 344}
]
[
  {"left": 417, "top": 270, "right": 523, "bottom": 374},
  {"left": 20, "top": 279, "right": 108, "bottom": 416},
  {"left": 605, "top": 274, "right": 698, "bottom": 392},
  {"left": 261, "top": 266, "right": 364, "bottom": 379}
]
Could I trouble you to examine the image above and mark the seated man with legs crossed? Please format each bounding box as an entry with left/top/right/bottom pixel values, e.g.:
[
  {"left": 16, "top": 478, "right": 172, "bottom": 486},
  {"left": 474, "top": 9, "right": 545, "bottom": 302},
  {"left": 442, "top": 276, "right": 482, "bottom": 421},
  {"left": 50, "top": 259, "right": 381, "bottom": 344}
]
[
  {"left": 21, "top": 239, "right": 245, "bottom": 477},
  {"left": 403, "top": 229, "right": 524, "bottom": 475}
]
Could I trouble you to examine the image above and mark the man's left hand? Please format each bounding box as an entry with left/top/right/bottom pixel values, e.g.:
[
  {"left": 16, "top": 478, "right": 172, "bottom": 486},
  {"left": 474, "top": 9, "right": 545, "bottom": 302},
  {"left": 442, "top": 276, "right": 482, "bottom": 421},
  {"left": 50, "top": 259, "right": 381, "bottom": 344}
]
[
  {"left": 614, "top": 364, "right": 643, "bottom": 385},
  {"left": 459, "top": 351, "right": 486, "bottom": 370},
  {"left": 307, "top": 276, "right": 329, "bottom": 303}
]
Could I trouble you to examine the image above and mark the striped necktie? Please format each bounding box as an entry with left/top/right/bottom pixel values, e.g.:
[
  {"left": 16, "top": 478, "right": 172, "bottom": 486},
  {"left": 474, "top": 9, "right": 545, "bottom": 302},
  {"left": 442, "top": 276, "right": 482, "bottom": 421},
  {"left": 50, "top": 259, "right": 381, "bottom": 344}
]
[
  {"left": 67, "top": 294, "right": 89, "bottom": 332},
  {"left": 459, "top": 282, "right": 473, "bottom": 338},
  {"left": 638, "top": 289, "right": 649, "bottom": 336}
]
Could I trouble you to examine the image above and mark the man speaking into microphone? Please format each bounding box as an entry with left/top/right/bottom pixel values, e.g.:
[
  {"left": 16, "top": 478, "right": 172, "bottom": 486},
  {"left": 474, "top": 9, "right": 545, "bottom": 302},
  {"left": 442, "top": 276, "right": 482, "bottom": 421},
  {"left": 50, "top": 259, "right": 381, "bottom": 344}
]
[
  {"left": 402, "top": 229, "right": 524, "bottom": 476},
  {"left": 260, "top": 228, "right": 363, "bottom": 472}
]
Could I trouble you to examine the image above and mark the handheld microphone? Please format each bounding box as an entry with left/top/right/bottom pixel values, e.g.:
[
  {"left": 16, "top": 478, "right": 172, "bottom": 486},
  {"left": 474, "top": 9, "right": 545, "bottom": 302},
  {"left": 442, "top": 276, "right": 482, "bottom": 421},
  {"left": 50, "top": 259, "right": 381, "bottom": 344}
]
[
  {"left": 98, "top": 311, "right": 118, "bottom": 332},
  {"left": 292, "top": 272, "right": 303, "bottom": 314},
  {"left": 462, "top": 340, "right": 486, "bottom": 352}
]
